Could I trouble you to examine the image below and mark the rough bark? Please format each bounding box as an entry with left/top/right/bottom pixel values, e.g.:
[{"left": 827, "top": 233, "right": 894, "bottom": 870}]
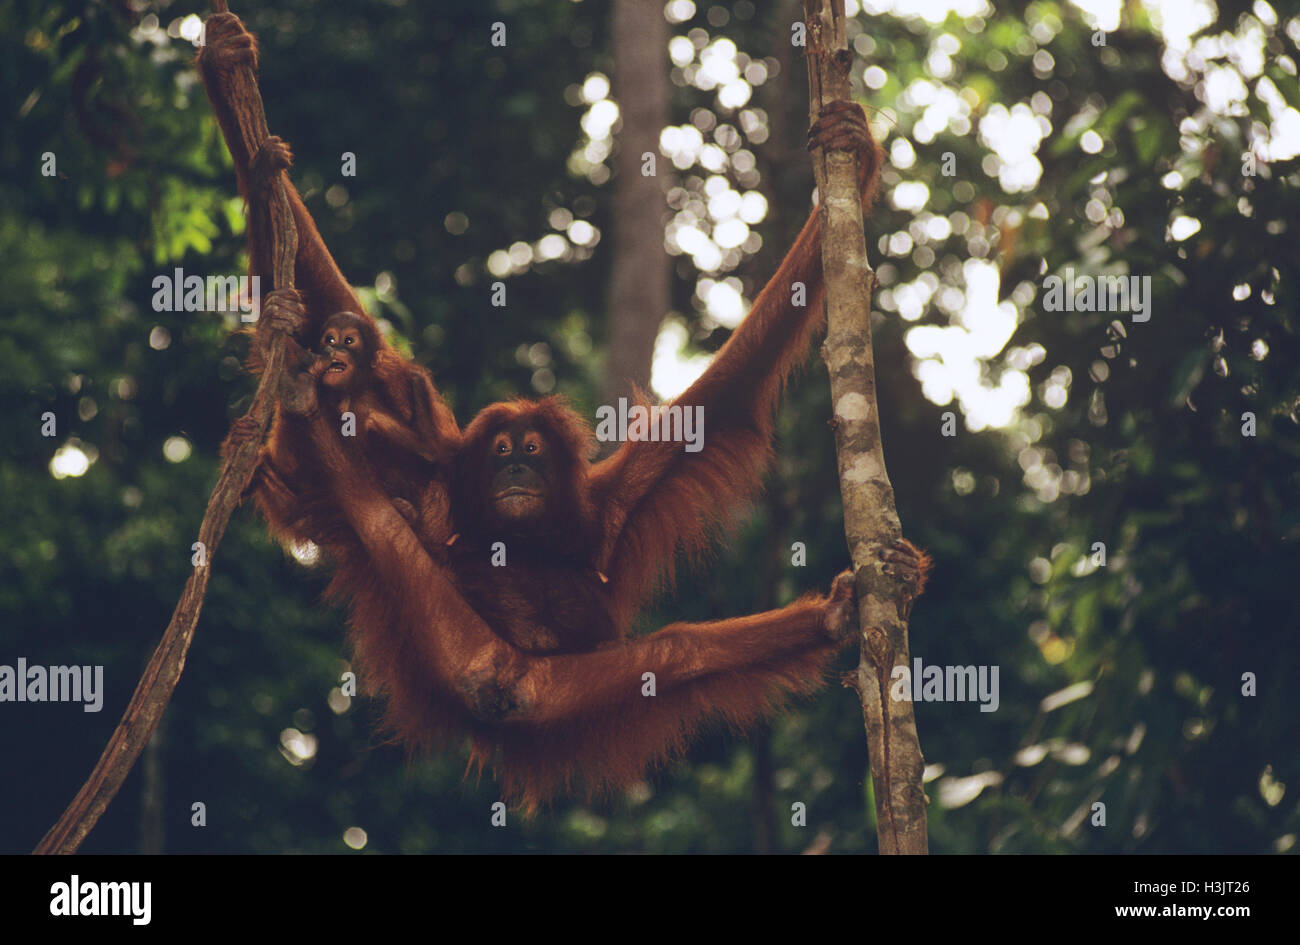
[{"left": 801, "top": 0, "right": 929, "bottom": 855}]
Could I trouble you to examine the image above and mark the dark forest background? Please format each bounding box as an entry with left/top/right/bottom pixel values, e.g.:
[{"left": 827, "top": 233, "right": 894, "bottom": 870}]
[{"left": 1, "top": 0, "right": 1297, "bottom": 853}]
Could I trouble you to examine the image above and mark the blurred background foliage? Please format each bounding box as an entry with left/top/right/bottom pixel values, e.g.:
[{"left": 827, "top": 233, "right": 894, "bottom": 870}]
[{"left": 1, "top": 0, "right": 1297, "bottom": 853}]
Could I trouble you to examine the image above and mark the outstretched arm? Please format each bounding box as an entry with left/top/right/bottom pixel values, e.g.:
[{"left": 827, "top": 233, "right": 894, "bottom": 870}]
[
  {"left": 304, "top": 400, "right": 837, "bottom": 701},
  {"left": 197, "top": 11, "right": 366, "bottom": 338},
  {"left": 291, "top": 383, "right": 860, "bottom": 807},
  {"left": 301, "top": 401, "right": 841, "bottom": 709},
  {"left": 589, "top": 101, "right": 884, "bottom": 607}
]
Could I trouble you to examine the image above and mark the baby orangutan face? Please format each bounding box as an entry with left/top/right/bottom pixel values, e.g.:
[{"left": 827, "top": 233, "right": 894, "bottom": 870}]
[{"left": 318, "top": 311, "right": 373, "bottom": 391}]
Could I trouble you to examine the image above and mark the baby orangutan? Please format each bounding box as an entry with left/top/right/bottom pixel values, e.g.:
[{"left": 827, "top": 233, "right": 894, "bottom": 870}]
[{"left": 316, "top": 311, "right": 443, "bottom": 464}]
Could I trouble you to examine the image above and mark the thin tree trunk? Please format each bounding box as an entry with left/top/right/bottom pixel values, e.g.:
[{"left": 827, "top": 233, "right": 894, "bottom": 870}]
[
  {"left": 603, "top": 0, "right": 670, "bottom": 405},
  {"left": 802, "top": 0, "right": 929, "bottom": 855}
]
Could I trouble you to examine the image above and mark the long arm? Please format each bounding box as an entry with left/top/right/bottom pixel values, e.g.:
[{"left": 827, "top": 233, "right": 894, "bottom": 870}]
[
  {"left": 306, "top": 407, "right": 835, "bottom": 713},
  {"left": 302, "top": 405, "right": 845, "bottom": 806},
  {"left": 197, "top": 12, "right": 366, "bottom": 337},
  {"left": 589, "top": 102, "right": 883, "bottom": 611}
]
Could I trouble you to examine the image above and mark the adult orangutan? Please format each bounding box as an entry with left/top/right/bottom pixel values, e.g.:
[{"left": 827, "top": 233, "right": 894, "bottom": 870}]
[
  {"left": 295, "top": 393, "right": 929, "bottom": 809},
  {"left": 200, "top": 11, "right": 929, "bottom": 807}
]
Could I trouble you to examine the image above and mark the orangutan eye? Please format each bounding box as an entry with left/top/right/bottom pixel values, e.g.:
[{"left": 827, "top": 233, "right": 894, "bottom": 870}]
[
  {"left": 345, "top": 337, "right": 354, "bottom": 345},
  {"left": 525, "top": 443, "right": 538, "bottom": 453},
  {"left": 496, "top": 442, "right": 509, "bottom": 454}
]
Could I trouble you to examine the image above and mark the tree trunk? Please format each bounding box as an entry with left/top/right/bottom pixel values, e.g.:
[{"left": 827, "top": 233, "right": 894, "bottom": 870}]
[{"left": 603, "top": 0, "right": 671, "bottom": 405}]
